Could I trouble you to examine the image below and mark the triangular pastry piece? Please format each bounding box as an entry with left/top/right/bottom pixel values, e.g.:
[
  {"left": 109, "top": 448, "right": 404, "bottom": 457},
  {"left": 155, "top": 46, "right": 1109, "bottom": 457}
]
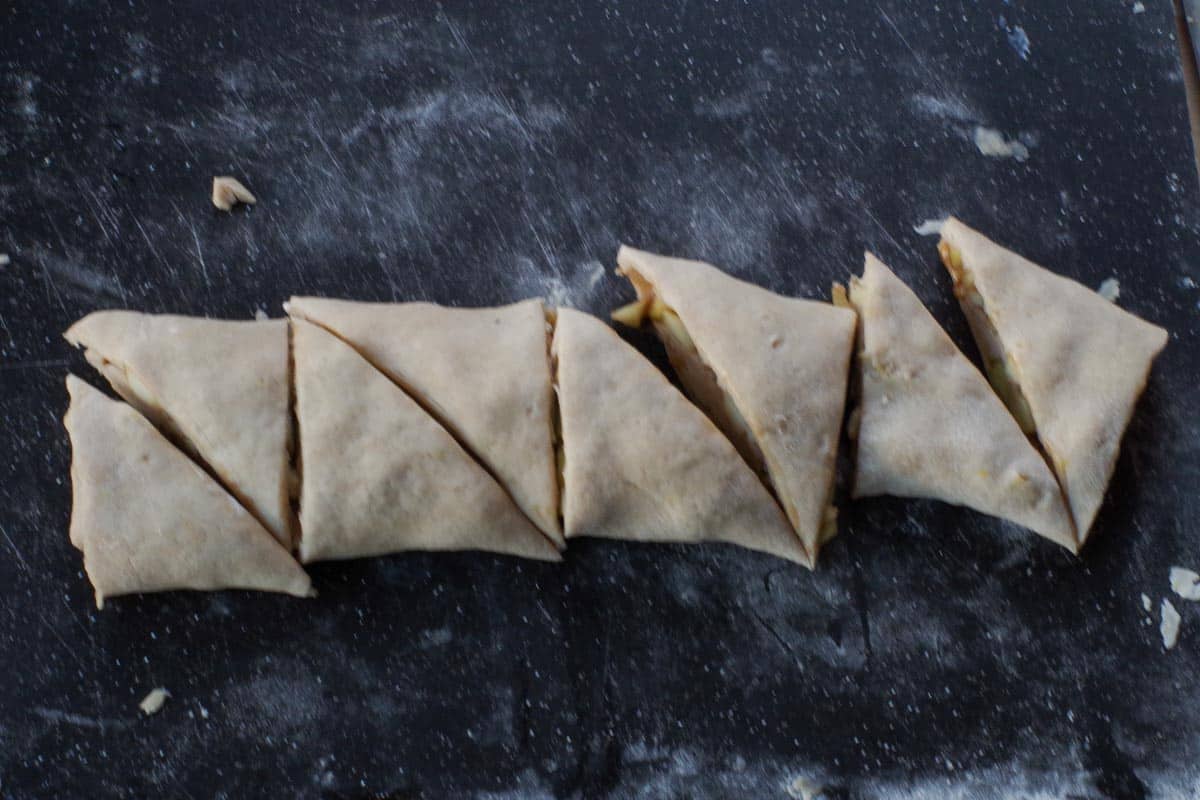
[
  {"left": 286, "top": 297, "right": 562, "bottom": 547},
  {"left": 64, "top": 375, "right": 312, "bottom": 608},
  {"left": 553, "top": 308, "right": 809, "bottom": 566},
  {"left": 64, "top": 312, "right": 294, "bottom": 549},
  {"left": 614, "top": 246, "right": 856, "bottom": 565},
  {"left": 840, "top": 253, "right": 1076, "bottom": 550},
  {"left": 938, "top": 218, "right": 1168, "bottom": 544},
  {"left": 291, "top": 319, "right": 560, "bottom": 563}
]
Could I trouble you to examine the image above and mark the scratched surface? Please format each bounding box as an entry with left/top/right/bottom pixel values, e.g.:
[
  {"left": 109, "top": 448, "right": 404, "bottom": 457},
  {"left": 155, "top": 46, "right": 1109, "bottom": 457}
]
[{"left": 2, "top": 1, "right": 1200, "bottom": 798}]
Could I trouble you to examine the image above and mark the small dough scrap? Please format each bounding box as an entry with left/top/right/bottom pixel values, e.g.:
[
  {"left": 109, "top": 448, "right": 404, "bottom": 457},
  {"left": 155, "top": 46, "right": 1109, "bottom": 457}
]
[
  {"left": 845, "top": 253, "right": 1076, "bottom": 551},
  {"left": 64, "top": 312, "right": 294, "bottom": 549},
  {"left": 1161, "top": 598, "right": 1181, "bottom": 649},
  {"left": 139, "top": 688, "right": 170, "bottom": 715},
  {"left": 212, "top": 176, "right": 256, "bottom": 211},
  {"left": 554, "top": 308, "right": 808, "bottom": 566},
  {"left": 286, "top": 297, "right": 562, "bottom": 547},
  {"left": 292, "top": 320, "right": 560, "bottom": 563},
  {"left": 615, "top": 246, "right": 856, "bottom": 566},
  {"left": 1170, "top": 566, "right": 1200, "bottom": 601},
  {"left": 63, "top": 376, "right": 312, "bottom": 607},
  {"left": 939, "top": 218, "right": 1169, "bottom": 545}
]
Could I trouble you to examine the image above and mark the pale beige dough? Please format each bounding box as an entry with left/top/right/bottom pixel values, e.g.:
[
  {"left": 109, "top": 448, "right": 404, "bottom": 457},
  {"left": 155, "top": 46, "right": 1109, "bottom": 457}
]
[
  {"left": 64, "top": 312, "right": 295, "bottom": 549},
  {"left": 64, "top": 376, "right": 312, "bottom": 607},
  {"left": 291, "top": 320, "right": 560, "bottom": 563},
  {"left": 939, "top": 218, "right": 1168, "bottom": 545},
  {"left": 553, "top": 308, "right": 809, "bottom": 566},
  {"left": 845, "top": 253, "right": 1076, "bottom": 551},
  {"left": 286, "top": 297, "right": 562, "bottom": 547},
  {"left": 614, "top": 246, "right": 857, "bottom": 565}
]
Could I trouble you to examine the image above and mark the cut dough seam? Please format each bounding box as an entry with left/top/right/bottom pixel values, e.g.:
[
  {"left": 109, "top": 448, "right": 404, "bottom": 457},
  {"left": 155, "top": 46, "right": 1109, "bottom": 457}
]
[{"left": 285, "top": 311, "right": 565, "bottom": 555}]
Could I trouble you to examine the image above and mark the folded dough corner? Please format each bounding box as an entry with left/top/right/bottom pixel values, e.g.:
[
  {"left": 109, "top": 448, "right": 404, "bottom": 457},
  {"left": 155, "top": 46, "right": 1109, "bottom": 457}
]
[
  {"left": 63, "top": 311, "right": 295, "bottom": 550},
  {"left": 938, "top": 218, "right": 1168, "bottom": 546},
  {"left": 290, "top": 318, "right": 561, "bottom": 564},
  {"left": 553, "top": 308, "right": 811, "bottom": 566},
  {"left": 613, "top": 246, "right": 856, "bottom": 566},
  {"left": 843, "top": 252, "right": 1077, "bottom": 551},
  {"left": 63, "top": 375, "right": 312, "bottom": 608}
]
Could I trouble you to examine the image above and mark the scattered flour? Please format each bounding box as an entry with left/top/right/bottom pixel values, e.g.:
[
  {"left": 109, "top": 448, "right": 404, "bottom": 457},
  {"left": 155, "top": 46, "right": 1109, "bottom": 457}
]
[
  {"left": 1132, "top": 2, "right": 1146, "bottom": 13},
  {"left": 1097, "top": 277, "right": 1120, "bottom": 302},
  {"left": 0, "top": 254, "right": 9, "bottom": 267},
  {"left": 253, "top": 308, "right": 269, "bottom": 321},
  {"left": 1141, "top": 593, "right": 1153, "bottom": 613},
  {"left": 913, "top": 218, "right": 947, "bottom": 236},
  {"left": 1006, "top": 26, "right": 1032, "bottom": 61},
  {"left": 1170, "top": 566, "right": 1200, "bottom": 600},
  {"left": 138, "top": 687, "right": 170, "bottom": 715},
  {"left": 973, "top": 127, "right": 1030, "bottom": 161},
  {"left": 1161, "top": 599, "right": 1181, "bottom": 649}
]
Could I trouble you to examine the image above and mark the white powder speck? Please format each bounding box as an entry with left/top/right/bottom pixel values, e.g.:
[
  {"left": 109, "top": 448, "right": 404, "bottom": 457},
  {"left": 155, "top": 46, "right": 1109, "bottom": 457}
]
[
  {"left": 139, "top": 687, "right": 170, "bottom": 715},
  {"left": 786, "top": 776, "right": 823, "bottom": 800},
  {"left": 0, "top": 254, "right": 10, "bottom": 267},
  {"left": 1132, "top": 2, "right": 1146, "bottom": 13},
  {"left": 1098, "top": 278, "right": 1120, "bottom": 302},
  {"left": 1006, "top": 26, "right": 1031, "bottom": 61},
  {"left": 913, "top": 218, "right": 947, "bottom": 236},
  {"left": 1170, "top": 566, "right": 1200, "bottom": 600},
  {"left": 973, "top": 127, "right": 1030, "bottom": 161},
  {"left": 1141, "top": 593, "right": 1152, "bottom": 612},
  {"left": 1160, "top": 599, "right": 1181, "bottom": 649}
]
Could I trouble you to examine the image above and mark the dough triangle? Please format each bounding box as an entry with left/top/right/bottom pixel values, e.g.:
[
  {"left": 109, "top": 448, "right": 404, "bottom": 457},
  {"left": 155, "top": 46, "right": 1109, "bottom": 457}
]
[
  {"left": 938, "top": 218, "right": 1168, "bottom": 545},
  {"left": 64, "top": 376, "right": 312, "bottom": 608},
  {"left": 615, "top": 246, "right": 856, "bottom": 565},
  {"left": 553, "top": 308, "right": 809, "bottom": 566},
  {"left": 843, "top": 253, "right": 1076, "bottom": 550},
  {"left": 286, "top": 297, "right": 561, "bottom": 546},
  {"left": 292, "top": 319, "right": 560, "bottom": 563},
  {"left": 64, "top": 312, "right": 294, "bottom": 549}
]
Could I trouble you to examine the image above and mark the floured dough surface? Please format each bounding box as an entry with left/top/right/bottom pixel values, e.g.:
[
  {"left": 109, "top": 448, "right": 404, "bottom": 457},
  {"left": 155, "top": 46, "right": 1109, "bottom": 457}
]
[
  {"left": 616, "top": 245, "right": 856, "bottom": 564},
  {"left": 292, "top": 320, "right": 560, "bottom": 563},
  {"left": 847, "top": 253, "right": 1076, "bottom": 551},
  {"left": 64, "top": 375, "right": 311, "bottom": 607},
  {"left": 64, "top": 312, "right": 294, "bottom": 549},
  {"left": 940, "top": 217, "right": 1168, "bottom": 543},
  {"left": 554, "top": 308, "right": 809, "bottom": 566},
  {"left": 286, "top": 297, "right": 562, "bottom": 546}
]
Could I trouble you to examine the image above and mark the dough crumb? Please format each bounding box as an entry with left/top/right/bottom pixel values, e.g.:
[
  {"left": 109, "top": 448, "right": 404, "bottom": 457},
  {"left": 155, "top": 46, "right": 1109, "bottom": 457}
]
[
  {"left": 1141, "top": 592, "right": 1152, "bottom": 612},
  {"left": 1170, "top": 566, "right": 1200, "bottom": 601},
  {"left": 973, "top": 126, "right": 1030, "bottom": 161},
  {"left": 138, "top": 687, "right": 170, "bottom": 715},
  {"left": 913, "top": 218, "right": 947, "bottom": 236},
  {"left": 1098, "top": 278, "right": 1120, "bottom": 302},
  {"left": 212, "top": 176, "right": 257, "bottom": 212},
  {"left": 254, "top": 308, "right": 269, "bottom": 321},
  {"left": 1160, "top": 599, "right": 1181, "bottom": 650},
  {"left": 1132, "top": 2, "right": 1145, "bottom": 12},
  {"left": 786, "top": 776, "right": 823, "bottom": 800},
  {"left": 0, "top": 254, "right": 10, "bottom": 267}
]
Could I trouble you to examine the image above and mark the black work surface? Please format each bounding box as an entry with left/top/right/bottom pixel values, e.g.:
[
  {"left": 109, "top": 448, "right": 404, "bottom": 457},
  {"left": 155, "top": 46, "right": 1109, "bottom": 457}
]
[{"left": 2, "top": 2, "right": 1199, "bottom": 798}]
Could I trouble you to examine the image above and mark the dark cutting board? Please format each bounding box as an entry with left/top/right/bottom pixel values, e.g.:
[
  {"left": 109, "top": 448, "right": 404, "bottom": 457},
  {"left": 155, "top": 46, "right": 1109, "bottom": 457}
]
[{"left": 2, "top": 1, "right": 1199, "bottom": 798}]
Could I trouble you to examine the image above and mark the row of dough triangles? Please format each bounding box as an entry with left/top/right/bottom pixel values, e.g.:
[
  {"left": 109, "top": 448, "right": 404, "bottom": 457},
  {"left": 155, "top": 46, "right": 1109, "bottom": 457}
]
[
  {"left": 844, "top": 219, "right": 1166, "bottom": 551},
  {"left": 62, "top": 221, "right": 1168, "bottom": 605}
]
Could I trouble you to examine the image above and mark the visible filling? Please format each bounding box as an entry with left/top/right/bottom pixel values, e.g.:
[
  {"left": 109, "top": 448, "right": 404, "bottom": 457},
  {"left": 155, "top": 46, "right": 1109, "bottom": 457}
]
[
  {"left": 939, "top": 241, "right": 1037, "bottom": 435},
  {"left": 613, "top": 289, "right": 767, "bottom": 477},
  {"left": 546, "top": 309, "right": 566, "bottom": 509}
]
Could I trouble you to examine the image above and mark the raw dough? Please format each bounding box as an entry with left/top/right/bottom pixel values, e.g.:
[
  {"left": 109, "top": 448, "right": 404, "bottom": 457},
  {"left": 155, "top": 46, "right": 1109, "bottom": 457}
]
[
  {"left": 843, "top": 253, "right": 1076, "bottom": 550},
  {"left": 291, "top": 320, "right": 560, "bottom": 563},
  {"left": 553, "top": 308, "right": 809, "bottom": 566},
  {"left": 615, "top": 246, "right": 856, "bottom": 565},
  {"left": 65, "top": 312, "right": 295, "bottom": 549},
  {"left": 939, "top": 217, "right": 1168, "bottom": 544},
  {"left": 286, "top": 297, "right": 561, "bottom": 546},
  {"left": 63, "top": 376, "right": 312, "bottom": 607},
  {"left": 211, "top": 176, "right": 256, "bottom": 211}
]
